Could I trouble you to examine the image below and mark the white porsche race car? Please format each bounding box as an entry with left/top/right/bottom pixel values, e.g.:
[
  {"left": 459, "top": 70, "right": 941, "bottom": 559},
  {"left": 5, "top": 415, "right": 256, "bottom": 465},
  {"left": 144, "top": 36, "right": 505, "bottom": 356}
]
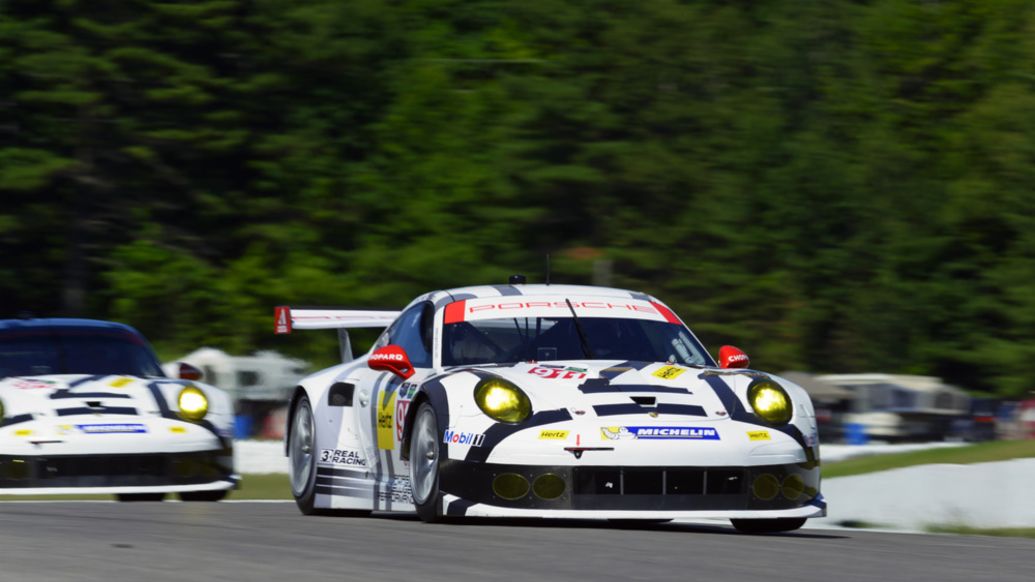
[
  {"left": 278, "top": 283, "right": 825, "bottom": 532},
  {"left": 0, "top": 318, "right": 236, "bottom": 500}
]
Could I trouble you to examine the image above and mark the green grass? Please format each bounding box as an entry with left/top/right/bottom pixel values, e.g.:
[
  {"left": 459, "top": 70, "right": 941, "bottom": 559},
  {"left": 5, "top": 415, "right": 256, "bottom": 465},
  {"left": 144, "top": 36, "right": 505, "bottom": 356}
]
[
  {"left": 822, "top": 440, "right": 1035, "bottom": 479},
  {"left": 0, "top": 473, "right": 292, "bottom": 501},
  {"left": 927, "top": 525, "right": 1035, "bottom": 539}
]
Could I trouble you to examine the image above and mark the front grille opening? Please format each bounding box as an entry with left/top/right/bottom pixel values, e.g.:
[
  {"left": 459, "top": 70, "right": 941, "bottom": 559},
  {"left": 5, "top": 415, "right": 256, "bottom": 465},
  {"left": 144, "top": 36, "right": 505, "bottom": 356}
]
[
  {"left": 706, "top": 470, "right": 743, "bottom": 495},
  {"left": 623, "top": 470, "right": 663, "bottom": 495},
  {"left": 666, "top": 469, "right": 705, "bottom": 495},
  {"left": 630, "top": 396, "right": 656, "bottom": 406},
  {"left": 574, "top": 469, "right": 621, "bottom": 495}
]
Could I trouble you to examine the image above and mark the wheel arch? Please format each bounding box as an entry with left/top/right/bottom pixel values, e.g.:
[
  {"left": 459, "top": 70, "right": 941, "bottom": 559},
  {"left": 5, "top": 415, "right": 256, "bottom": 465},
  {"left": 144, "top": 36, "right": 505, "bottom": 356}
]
[{"left": 284, "top": 386, "right": 308, "bottom": 457}]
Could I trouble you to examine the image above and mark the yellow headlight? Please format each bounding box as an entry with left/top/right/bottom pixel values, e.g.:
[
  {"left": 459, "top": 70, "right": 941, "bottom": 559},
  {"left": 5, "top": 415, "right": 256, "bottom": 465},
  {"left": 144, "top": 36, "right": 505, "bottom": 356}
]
[
  {"left": 177, "top": 386, "right": 209, "bottom": 422},
  {"left": 474, "top": 378, "right": 531, "bottom": 424},
  {"left": 747, "top": 380, "right": 792, "bottom": 424}
]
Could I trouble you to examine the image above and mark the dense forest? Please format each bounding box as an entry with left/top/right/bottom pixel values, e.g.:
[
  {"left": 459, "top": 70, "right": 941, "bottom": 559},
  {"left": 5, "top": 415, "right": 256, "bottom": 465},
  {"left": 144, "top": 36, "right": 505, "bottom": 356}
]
[{"left": 2, "top": 0, "right": 1034, "bottom": 396}]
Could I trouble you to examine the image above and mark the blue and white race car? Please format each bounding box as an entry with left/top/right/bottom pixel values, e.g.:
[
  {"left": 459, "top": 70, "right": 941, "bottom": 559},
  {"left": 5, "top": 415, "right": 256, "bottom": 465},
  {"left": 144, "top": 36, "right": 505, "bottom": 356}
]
[
  {"left": 278, "top": 283, "right": 824, "bottom": 532},
  {"left": 0, "top": 318, "right": 236, "bottom": 500}
]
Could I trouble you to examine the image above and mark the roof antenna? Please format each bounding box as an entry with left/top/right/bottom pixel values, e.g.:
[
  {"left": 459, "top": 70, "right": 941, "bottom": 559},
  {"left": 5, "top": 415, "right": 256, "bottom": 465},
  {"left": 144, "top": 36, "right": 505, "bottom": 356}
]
[{"left": 545, "top": 253, "right": 551, "bottom": 285}]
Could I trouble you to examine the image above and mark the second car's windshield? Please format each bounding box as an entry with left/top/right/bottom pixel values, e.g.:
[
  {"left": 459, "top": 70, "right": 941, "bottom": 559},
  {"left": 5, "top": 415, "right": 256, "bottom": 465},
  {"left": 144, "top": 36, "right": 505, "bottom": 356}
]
[
  {"left": 0, "top": 330, "right": 165, "bottom": 378},
  {"left": 442, "top": 316, "right": 712, "bottom": 367}
]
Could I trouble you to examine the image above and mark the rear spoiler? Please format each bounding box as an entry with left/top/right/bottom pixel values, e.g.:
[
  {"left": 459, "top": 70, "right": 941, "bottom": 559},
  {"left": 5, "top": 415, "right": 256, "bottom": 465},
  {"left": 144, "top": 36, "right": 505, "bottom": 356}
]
[{"left": 274, "top": 306, "right": 399, "bottom": 362}]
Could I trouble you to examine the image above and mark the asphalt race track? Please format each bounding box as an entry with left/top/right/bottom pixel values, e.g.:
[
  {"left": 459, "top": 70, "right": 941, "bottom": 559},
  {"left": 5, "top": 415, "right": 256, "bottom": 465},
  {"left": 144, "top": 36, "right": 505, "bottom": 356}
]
[{"left": 0, "top": 502, "right": 1032, "bottom": 582}]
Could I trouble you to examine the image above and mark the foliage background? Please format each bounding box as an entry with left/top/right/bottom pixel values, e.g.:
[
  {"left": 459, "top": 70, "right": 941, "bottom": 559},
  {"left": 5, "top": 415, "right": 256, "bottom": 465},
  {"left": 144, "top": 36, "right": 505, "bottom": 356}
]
[{"left": 2, "top": 0, "right": 1034, "bottom": 396}]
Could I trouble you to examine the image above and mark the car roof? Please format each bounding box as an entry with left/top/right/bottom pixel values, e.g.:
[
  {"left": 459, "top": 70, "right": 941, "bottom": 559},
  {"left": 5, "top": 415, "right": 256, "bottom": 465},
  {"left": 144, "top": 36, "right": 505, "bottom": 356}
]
[
  {"left": 0, "top": 318, "right": 143, "bottom": 335},
  {"left": 425, "top": 284, "right": 657, "bottom": 305}
]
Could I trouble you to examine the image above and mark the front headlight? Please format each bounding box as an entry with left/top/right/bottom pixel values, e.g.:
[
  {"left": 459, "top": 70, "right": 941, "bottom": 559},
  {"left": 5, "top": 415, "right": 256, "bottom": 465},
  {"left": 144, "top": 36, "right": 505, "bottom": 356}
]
[
  {"left": 474, "top": 377, "right": 531, "bottom": 424},
  {"left": 747, "top": 379, "right": 792, "bottom": 424},
  {"left": 177, "top": 386, "right": 209, "bottom": 421}
]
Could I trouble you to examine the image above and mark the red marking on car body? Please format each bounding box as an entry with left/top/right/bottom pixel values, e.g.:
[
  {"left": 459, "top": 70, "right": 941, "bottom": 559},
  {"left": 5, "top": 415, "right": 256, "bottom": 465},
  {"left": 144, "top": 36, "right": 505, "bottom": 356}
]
[
  {"left": 650, "top": 302, "right": 681, "bottom": 324},
  {"left": 274, "top": 306, "right": 292, "bottom": 334},
  {"left": 443, "top": 300, "right": 466, "bottom": 324}
]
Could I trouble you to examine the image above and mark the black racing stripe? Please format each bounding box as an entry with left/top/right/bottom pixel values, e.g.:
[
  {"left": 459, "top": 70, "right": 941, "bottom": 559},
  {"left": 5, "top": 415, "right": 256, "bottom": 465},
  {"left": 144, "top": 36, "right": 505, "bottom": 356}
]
[
  {"left": 0, "top": 414, "right": 33, "bottom": 428},
  {"left": 145, "top": 380, "right": 176, "bottom": 417},
  {"left": 491, "top": 284, "right": 522, "bottom": 296},
  {"left": 578, "top": 381, "right": 690, "bottom": 395},
  {"left": 698, "top": 372, "right": 814, "bottom": 459},
  {"left": 57, "top": 406, "right": 137, "bottom": 416},
  {"left": 316, "top": 466, "right": 370, "bottom": 478},
  {"left": 655, "top": 403, "right": 707, "bottom": 417},
  {"left": 464, "top": 408, "right": 572, "bottom": 463},
  {"left": 598, "top": 361, "right": 651, "bottom": 380},
  {"left": 315, "top": 485, "right": 372, "bottom": 498},
  {"left": 67, "top": 374, "right": 110, "bottom": 387},
  {"left": 49, "top": 392, "right": 132, "bottom": 400},
  {"left": 592, "top": 403, "right": 707, "bottom": 417},
  {"left": 446, "top": 498, "right": 475, "bottom": 516}
]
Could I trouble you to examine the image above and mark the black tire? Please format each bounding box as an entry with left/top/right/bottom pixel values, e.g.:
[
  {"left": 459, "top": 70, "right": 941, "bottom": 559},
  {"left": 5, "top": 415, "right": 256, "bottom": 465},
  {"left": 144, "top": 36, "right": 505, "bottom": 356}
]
[
  {"left": 116, "top": 493, "right": 165, "bottom": 502},
  {"left": 289, "top": 394, "right": 318, "bottom": 514},
  {"left": 730, "top": 518, "right": 807, "bottom": 533},
  {"left": 409, "top": 402, "right": 443, "bottom": 523},
  {"left": 178, "top": 490, "right": 229, "bottom": 502}
]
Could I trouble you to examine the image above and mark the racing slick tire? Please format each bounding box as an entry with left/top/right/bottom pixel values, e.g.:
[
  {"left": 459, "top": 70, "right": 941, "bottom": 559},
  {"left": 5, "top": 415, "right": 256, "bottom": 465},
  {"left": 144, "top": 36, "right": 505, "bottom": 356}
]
[
  {"left": 730, "top": 518, "right": 807, "bottom": 534},
  {"left": 289, "top": 394, "right": 319, "bottom": 515},
  {"left": 117, "top": 493, "right": 165, "bottom": 502},
  {"left": 409, "top": 402, "right": 444, "bottom": 523},
  {"left": 179, "top": 490, "right": 229, "bottom": 502}
]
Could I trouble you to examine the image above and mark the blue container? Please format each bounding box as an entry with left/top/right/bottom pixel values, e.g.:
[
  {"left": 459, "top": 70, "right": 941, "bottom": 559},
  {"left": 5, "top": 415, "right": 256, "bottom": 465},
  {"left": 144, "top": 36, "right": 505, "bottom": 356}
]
[
  {"left": 844, "top": 422, "right": 868, "bottom": 445},
  {"left": 233, "top": 414, "right": 253, "bottom": 439}
]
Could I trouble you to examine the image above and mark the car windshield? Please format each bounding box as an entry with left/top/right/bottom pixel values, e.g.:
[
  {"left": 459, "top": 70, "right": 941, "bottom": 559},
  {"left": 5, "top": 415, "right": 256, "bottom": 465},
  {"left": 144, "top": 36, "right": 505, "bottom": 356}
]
[
  {"left": 0, "top": 328, "right": 165, "bottom": 378},
  {"left": 442, "top": 316, "right": 712, "bottom": 367}
]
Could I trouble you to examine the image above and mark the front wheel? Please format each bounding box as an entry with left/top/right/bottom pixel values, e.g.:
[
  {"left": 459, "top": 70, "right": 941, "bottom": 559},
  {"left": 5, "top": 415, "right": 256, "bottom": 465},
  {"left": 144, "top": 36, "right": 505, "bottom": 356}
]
[
  {"left": 730, "top": 518, "right": 807, "bottom": 534},
  {"left": 289, "top": 394, "right": 318, "bottom": 514},
  {"left": 409, "top": 402, "right": 443, "bottom": 523}
]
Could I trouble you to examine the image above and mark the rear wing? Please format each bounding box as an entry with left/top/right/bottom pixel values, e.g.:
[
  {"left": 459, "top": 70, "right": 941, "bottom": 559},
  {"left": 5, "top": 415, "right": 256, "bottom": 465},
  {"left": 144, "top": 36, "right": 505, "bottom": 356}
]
[{"left": 274, "top": 306, "right": 399, "bottom": 362}]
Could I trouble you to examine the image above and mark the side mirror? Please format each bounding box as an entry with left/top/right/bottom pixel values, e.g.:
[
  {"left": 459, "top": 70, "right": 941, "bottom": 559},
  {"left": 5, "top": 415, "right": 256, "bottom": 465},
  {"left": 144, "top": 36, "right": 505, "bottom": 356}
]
[
  {"left": 177, "top": 362, "right": 204, "bottom": 381},
  {"left": 718, "top": 345, "right": 750, "bottom": 369},
  {"left": 368, "top": 345, "right": 415, "bottom": 379}
]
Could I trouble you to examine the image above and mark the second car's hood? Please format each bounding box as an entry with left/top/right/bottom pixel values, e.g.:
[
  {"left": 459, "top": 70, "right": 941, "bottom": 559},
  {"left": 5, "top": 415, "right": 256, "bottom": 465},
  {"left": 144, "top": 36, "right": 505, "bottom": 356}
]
[
  {"left": 469, "top": 360, "right": 737, "bottom": 421},
  {"left": 0, "top": 374, "right": 215, "bottom": 420}
]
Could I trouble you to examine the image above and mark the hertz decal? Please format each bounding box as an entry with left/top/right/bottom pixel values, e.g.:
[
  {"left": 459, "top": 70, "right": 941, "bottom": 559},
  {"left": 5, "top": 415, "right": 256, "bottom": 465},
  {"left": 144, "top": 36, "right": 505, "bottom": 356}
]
[
  {"left": 747, "top": 430, "right": 771, "bottom": 441},
  {"left": 538, "top": 430, "right": 570, "bottom": 440},
  {"left": 377, "top": 392, "right": 396, "bottom": 450},
  {"left": 652, "top": 365, "right": 686, "bottom": 380}
]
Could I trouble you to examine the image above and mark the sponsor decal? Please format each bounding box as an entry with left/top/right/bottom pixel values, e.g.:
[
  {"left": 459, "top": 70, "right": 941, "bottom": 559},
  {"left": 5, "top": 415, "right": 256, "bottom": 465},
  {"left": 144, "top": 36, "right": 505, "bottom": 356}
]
[
  {"left": 529, "top": 365, "right": 587, "bottom": 381},
  {"left": 600, "top": 426, "right": 719, "bottom": 441},
  {"left": 652, "top": 365, "right": 686, "bottom": 381},
  {"left": 169, "top": 426, "right": 187, "bottom": 434},
  {"left": 370, "top": 352, "right": 405, "bottom": 362},
  {"left": 396, "top": 398, "right": 410, "bottom": 442},
  {"left": 747, "top": 430, "right": 771, "bottom": 441},
  {"left": 76, "top": 423, "right": 147, "bottom": 434},
  {"left": 11, "top": 378, "right": 58, "bottom": 390},
  {"left": 320, "top": 448, "right": 368, "bottom": 467},
  {"left": 443, "top": 429, "right": 485, "bottom": 447},
  {"left": 465, "top": 301, "right": 658, "bottom": 317},
  {"left": 538, "top": 429, "right": 570, "bottom": 440},
  {"left": 377, "top": 392, "right": 396, "bottom": 450},
  {"left": 378, "top": 476, "right": 412, "bottom": 503},
  {"left": 14, "top": 429, "right": 33, "bottom": 437},
  {"left": 109, "top": 377, "right": 133, "bottom": 388}
]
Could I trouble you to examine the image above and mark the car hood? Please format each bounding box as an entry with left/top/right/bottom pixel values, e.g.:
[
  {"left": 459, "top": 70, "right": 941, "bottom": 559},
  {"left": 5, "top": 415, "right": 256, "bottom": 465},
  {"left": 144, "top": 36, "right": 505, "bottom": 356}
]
[
  {"left": 467, "top": 360, "right": 743, "bottom": 421},
  {"left": 0, "top": 374, "right": 212, "bottom": 420}
]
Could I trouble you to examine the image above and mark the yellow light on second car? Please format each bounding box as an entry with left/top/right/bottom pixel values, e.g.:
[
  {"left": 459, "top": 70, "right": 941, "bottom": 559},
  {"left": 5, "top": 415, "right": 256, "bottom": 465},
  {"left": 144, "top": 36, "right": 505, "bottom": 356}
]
[
  {"left": 747, "top": 380, "right": 792, "bottom": 425},
  {"left": 177, "top": 386, "right": 209, "bottom": 422},
  {"left": 474, "top": 378, "right": 532, "bottom": 424}
]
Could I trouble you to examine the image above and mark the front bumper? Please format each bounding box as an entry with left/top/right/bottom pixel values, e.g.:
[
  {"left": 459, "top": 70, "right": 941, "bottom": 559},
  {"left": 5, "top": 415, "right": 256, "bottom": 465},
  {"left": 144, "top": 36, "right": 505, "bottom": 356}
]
[
  {"left": 437, "top": 459, "right": 823, "bottom": 518},
  {"left": 0, "top": 449, "right": 237, "bottom": 494}
]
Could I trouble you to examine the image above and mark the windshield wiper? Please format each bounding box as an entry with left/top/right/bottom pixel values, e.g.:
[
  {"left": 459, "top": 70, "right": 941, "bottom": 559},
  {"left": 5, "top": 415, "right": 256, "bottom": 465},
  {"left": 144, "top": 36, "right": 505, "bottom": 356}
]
[{"left": 565, "top": 298, "right": 596, "bottom": 359}]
